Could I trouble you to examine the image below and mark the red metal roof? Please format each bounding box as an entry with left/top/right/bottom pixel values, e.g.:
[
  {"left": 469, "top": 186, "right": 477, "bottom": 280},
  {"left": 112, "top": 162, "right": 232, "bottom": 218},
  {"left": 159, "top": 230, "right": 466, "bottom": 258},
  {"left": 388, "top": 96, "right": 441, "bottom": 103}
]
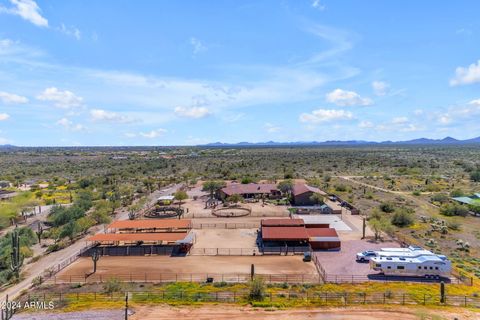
[
  {"left": 221, "top": 183, "right": 278, "bottom": 196},
  {"left": 261, "top": 219, "right": 305, "bottom": 227},
  {"left": 107, "top": 219, "right": 191, "bottom": 230},
  {"left": 292, "top": 184, "right": 327, "bottom": 197},
  {"left": 306, "top": 228, "right": 338, "bottom": 237},
  {"left": 87, "top": 232, "right": 187, "bottom": 242},
  {"left": 261, "top": 226, "right": 308, "bottom": 241}
]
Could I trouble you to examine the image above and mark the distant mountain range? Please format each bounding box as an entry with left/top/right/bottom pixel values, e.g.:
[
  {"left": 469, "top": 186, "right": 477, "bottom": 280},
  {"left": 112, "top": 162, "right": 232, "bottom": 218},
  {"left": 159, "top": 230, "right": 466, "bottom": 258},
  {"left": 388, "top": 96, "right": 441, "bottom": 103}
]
[
  {"left": 1, "top": 136, "right": 480, "bottom": 148},
  {"left": 202, "top": 136, "right": 480, "bottom": 147}
]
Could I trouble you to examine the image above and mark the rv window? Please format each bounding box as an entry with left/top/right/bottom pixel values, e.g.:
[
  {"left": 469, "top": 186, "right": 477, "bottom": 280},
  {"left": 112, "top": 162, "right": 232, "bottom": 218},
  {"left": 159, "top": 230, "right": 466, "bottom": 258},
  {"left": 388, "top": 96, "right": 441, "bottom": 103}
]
[
  {"left": 435, "top": 267, "right": 439, "bottom": 270},
  {"left": 429, "top": 267, "right": 433, "bottom": 270},
  {"left": 397, "top": 266, "right": 405, "bottom": 270},
  {"left": 424, "top": 267, "right": 427, "bottom": 269},
  {"left": 387, "top": 266, "right": 391, "bottom": 269},
  {"left": 418, "top": 266, "right": 421, "bottom": 269}
]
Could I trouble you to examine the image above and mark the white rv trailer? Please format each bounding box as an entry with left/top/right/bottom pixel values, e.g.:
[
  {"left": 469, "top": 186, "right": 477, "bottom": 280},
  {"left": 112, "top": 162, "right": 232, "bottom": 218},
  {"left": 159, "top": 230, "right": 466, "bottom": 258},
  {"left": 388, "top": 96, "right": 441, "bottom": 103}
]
[
  {"left": 370, "top": 254, "right": 451, "bottom": 278},
  {"left": 379, "top": 245, "right": 423, "bottom": 253},
  {"left": 375, "top": 249, "right": 435, "bottom": 259}
]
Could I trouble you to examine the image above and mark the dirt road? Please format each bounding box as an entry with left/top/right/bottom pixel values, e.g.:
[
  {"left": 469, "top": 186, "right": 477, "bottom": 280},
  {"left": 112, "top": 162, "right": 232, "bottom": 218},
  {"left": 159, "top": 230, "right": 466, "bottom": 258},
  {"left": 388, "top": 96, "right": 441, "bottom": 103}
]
[{"left": 0, "top": 185, "right": 181, "bottom": 302}]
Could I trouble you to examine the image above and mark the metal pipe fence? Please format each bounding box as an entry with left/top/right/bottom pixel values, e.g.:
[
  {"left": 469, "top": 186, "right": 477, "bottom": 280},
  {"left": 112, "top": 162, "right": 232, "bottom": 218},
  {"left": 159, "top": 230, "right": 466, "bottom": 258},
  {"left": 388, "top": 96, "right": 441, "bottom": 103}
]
[
  {"left": 45, "top": 273, "right": 321, "bottom": 285},
  {"left": 15, "top": 290, "right": 480, "bottom": 308}
]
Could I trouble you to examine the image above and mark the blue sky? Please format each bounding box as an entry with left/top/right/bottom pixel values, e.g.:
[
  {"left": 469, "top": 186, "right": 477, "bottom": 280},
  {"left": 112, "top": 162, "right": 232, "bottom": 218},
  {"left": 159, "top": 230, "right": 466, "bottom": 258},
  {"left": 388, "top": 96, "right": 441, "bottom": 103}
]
[{"left": 0, "top": 0, "right": 479, "bottom": 146}]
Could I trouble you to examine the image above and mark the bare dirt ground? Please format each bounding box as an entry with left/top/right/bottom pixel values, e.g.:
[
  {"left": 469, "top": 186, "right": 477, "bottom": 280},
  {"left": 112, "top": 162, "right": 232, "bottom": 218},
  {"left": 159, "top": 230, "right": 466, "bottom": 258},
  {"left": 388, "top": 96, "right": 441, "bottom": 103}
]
[
  {"left": 56, "top": 255, "right": 317, "bottom": 279},
  {"left": 193, "top": 229, "right": 258, "bottom": 249},
  {"left": 130, "top": 305, "right": 479, "bottom": 320},
  {"left": 314, "top": 239, "right": 400, "bottom": 276},
  {"left": 14, "top": 305, "right": 479, "bottom": 320}
]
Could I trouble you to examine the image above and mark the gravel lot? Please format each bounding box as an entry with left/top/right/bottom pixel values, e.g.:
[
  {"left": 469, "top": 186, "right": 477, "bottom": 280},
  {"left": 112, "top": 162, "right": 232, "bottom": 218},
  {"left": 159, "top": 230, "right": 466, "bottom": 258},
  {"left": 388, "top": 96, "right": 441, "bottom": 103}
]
[{"left": 314, "top": 239, "right": 400, "bottom": 276}]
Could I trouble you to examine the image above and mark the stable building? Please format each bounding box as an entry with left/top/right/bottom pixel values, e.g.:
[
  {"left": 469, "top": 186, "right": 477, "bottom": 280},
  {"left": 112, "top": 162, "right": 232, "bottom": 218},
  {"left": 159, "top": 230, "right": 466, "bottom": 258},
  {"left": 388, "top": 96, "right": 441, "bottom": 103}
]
[
  {"left": 260, "top": 218, "right": 341, "bottom": 252},
  {"left": 218, "top": 183, "right": 281, "bottom": 200},
  {"left": 84, "top": 219, "right": 194, "bottom": 256},
  {"left": 291, "top": 184, "right": 327, "bottom": 206}
]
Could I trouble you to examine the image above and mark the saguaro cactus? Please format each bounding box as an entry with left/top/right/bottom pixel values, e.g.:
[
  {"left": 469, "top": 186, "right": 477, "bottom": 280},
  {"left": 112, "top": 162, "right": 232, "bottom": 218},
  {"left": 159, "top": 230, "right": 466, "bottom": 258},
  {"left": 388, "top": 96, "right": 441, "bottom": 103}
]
[
  {"left": 250, "top": 264, "right": 255, "bottom": 280},
  {"left": 10, "top": 227, "right": 23, "bottom": 280},
  {"left": 1, "top": 294, "right": 14, "bottom": 320},
  {"left": 36, "top": 224, "right": 43, "bottom": 244},
  {"left": 91, "top": 249, "right": 101, "bottom": 273}
]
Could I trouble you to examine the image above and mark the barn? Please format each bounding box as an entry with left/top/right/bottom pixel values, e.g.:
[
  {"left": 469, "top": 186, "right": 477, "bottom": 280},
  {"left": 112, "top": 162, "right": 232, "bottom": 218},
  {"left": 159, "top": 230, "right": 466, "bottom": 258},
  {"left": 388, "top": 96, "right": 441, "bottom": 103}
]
[
  {"left": 260, "top": 218, "right": 341, "bottom": 252},
  {"left": 291, "top": 184, "right": 327, "bottom": 206},
  {"left": 84, "top": 219, "right": 194, "bottom": 256}
]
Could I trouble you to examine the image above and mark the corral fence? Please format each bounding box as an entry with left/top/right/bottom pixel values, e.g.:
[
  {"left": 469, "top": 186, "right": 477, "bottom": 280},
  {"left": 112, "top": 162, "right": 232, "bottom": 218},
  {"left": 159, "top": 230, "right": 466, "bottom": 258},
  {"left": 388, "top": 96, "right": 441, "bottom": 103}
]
[
  {"left": 45, "top": 273, "right": 320, "bottom": 285},
  {"left": 312, "top": 251, "right": 472, "bottom": 286},
  {"left": 191, "top": 222, "right": 259, "bottom": 229},
  {"left": 189, "top": 246, "right": 309, "bottom": 256},
  {"left": 14, "top": 290, "right": 480, "bottom": 309},
  {"left": 39, "top": 244, "right": 94, "bottom": 281},
  {"left": 189, "top": 247, "right": 261, "bottom": 256}
]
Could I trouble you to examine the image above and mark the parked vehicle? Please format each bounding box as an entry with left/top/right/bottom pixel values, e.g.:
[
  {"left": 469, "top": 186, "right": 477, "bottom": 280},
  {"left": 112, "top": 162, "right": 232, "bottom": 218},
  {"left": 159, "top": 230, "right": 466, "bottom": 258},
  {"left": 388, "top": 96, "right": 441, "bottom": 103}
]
[
  {"left": 303, "top": 251, "right": 312, "bottom": 262},
  {"left": 356, "top": 250, "right": 377, "bottom": 262},
  {"left": 370, "top": 255, "right": 451, "bottom": 278}
]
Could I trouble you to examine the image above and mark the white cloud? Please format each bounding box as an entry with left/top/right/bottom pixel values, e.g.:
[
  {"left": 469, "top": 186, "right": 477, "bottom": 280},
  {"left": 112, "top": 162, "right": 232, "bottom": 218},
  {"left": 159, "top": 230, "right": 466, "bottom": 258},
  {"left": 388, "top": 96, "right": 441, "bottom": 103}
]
[
  {"left": 59, "top": 24, "right": 81, "bottom": 40},
  {"left": 0, "top": 91, "right": 28, "bottom": 104},
  {"left": 392, "top": 116, "right": 409, "bottom": 124},
  {"left": 264, "top": 122, "right": 281, "bottom": 133},
  {"left": 56, "top": 118, "right": 85, "bottom": 131},
  {"left": 450, "top": 60, "right": 480, "bottom": 86},
  {"left": 436, "top": 99, "right": 480, "bottom": 125},
  {"left": 325, "top": 89, "right": 372, "bottom": 106},
  {"left": 37, "top": 87, "right": 83, "bottom": 108},
  {"left": 299, "top": 109, "right": 353, "bottom": 123},
  {"left": 414, "top": 109, "right": 424, "bottom": 116},
  {"left": 372, "top": 81, "right": 390, "bottom": 96},
  {"left": 0, "top": 137, "right": 9, "bottom": 144},
  {"left": 311, "top": 0, "right": 326, "bottom": 10},
  {"left": 139, "top": 128, "right": 167, "bottom": 139},
  {"left": 174, "top": 106, "right": 210, "bottom": 119},
  {"left": 0, "top": 0, "right": 48, "bottom": 27},
  {"left": 358, "top": 120, "right": 374, "bottom": 128},
  {"left": 90, "top": 109, "right": 134, "bottom": 123},
  {"left": 0, "top": 113, "right": 10, "bottom": 121},
  {"left": 190, "top": 37, "right": 207, "bottom": 55}
]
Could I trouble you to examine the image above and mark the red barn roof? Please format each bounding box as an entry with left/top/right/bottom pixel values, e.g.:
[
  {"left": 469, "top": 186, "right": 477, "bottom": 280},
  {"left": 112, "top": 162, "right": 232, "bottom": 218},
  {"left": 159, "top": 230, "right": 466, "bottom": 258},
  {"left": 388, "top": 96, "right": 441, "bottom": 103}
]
[
  {"left": 292, "top": 184, "right": 327, "bottom": 197},
  {"left": 261, "top": 226, "right": 308, "bottom": 241},
  {"left": 221, "top": 183, "right": 278, "bottom": 196},
  {"left": 261, "top": 219, "right": 305, "bottom": 227},
  {"left": 107, "top": 219, "right": 191, "bottom": 230},
  {"left": 87, "top": 232, "right": 187, "bottom": 243}
]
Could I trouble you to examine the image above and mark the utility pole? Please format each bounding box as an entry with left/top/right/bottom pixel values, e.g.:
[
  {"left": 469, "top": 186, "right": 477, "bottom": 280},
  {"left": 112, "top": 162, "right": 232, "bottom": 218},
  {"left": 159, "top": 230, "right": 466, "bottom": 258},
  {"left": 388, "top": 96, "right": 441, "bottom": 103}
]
[{"left": 362, "top": 218, "right": 366, "bottom": 240}]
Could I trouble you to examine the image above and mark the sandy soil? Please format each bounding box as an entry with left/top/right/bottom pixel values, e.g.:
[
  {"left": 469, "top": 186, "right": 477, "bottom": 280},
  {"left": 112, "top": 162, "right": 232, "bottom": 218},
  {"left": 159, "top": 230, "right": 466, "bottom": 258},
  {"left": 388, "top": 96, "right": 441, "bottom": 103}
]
[
  {"left": 56, "top": 255, "right": 317, "bottom": 280},
  {"left": 130, "top": 305, "right": 480, "bottom": 320},
  {"left": 314, "top": 239, "right": 400, "bottom": 276},
  {"left": 193, "top": 229, "right": 258, "bottom": 249},
  {"left": 14, "top": 305, "right": 478, "bottom": 320}
]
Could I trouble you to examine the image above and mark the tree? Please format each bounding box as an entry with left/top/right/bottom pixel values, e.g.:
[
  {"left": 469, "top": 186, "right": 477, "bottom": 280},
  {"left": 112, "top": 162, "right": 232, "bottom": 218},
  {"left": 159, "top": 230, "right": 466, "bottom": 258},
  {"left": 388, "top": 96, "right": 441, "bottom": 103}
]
[
  {"left": 277, "top": 180, "right": 294, "bottom": 196},
  {"left": 470, "top": 170, "right": 480, "bottom": 182},
  {"left": 391, "top": 208, "right": 415, "bottom": 227},
  {"left": 440, "top": 203, "right": 469, "bottom": 217},
  {"left": 174, "top": 190, "right": 188, "bottom": 207},
  {"left": 248, "top": 276, "right": 265, "bottom": 301},
  {"left": 60, "top": 220, "right": 78, "bottom": 241},
  {"left": 309, "top": 193, "right": 324, "bottom": 205},
  {"left": 202, "top": 181, "right": 225, "bottom": 200},
  {"left": 379, "top": 202, "right": 395, "bottom": 213},
  {"left": 227, "top": 193, "right": 244, "bottom": 206},
  {"left": 368, "top": 210, "right": 393, "bottom": 241}
]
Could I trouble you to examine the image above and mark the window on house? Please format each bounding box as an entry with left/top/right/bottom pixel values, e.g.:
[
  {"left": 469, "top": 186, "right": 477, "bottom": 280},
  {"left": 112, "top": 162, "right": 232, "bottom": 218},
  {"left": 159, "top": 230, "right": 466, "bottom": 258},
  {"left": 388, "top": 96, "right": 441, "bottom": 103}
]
[{"left": 397, "top": 266, "right": 405, "bottom": 270}]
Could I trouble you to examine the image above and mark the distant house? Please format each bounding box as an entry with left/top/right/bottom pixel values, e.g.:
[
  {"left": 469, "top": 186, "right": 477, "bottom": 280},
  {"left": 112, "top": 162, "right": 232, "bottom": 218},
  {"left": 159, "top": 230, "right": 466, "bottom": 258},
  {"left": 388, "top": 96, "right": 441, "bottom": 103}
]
[
  {"left": 218, "top": 183, "right": 281, "bottom": 200},
  {"left": 452, "top": 193, "right": 480, "bottom": 205},
  {"left": 291, "top": 184, "right": 327, "bottom": 206}
]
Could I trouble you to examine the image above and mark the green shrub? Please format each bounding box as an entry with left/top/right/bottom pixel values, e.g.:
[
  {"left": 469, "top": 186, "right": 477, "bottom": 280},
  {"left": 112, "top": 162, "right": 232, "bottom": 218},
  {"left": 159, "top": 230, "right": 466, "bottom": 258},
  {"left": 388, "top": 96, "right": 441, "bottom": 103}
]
[
  {"left": 103, "top": 277, "right": 123, "bottom": 294},
  {"left": 248, "top": 276, "right": 266, "bottom": 301},
  {"left": 391, "top": 208, "right": 415, "bottom": 227}
]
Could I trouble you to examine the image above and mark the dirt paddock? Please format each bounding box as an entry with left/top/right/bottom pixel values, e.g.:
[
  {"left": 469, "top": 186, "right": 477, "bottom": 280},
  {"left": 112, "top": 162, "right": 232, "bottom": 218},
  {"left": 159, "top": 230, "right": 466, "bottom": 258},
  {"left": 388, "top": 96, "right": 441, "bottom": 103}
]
[{"left": 56, "top": 255, "right": 317, "bottom": 282}]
